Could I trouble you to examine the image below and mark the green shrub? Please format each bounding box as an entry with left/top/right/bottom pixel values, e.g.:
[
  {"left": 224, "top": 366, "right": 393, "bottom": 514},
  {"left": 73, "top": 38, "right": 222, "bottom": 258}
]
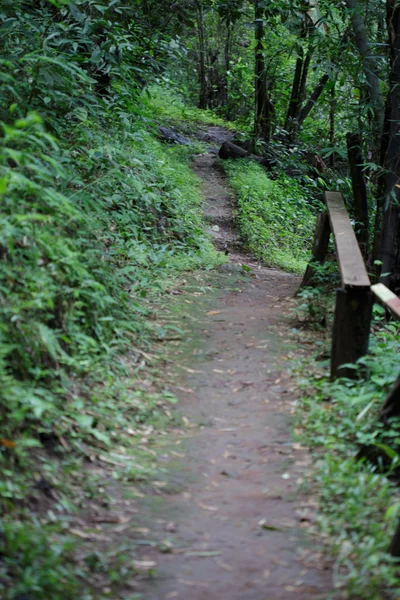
[
  {"left": 295, "top": 318, "right": 400, "bottom": 598},
  {"left": 223, "top": 160, "right": 316, "bottom": 273}
]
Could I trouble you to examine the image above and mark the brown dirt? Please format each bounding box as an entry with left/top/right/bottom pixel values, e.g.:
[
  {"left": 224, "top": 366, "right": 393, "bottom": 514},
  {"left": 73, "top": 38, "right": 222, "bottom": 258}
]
[{"left": 133, "top": 128, "right": 332, "bottom": 599}]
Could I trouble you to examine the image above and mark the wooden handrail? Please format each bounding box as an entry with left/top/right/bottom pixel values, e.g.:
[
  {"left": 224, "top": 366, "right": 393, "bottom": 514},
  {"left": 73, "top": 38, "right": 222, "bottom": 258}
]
[
  {"left": 301, "top": 191, "right": 372, "bottom": 378},
  {"left": 371, "top": 283, "right": 400, "bottom": 320},
  {"left": 324, "top": 192, "right": 370, "bottom": 288}
]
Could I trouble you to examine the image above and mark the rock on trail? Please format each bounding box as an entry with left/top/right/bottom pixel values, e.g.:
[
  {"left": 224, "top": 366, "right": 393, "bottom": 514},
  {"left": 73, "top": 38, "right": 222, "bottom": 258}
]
[{"left": 135, "top": 127, "right": 331, "bottom": 600}]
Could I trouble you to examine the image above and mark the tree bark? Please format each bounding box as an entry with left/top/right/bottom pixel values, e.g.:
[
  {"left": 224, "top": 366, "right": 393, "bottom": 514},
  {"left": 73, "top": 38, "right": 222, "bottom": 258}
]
[
  {"left": 345, "top": 0, "right": 385, "bottom": 138},
  {"left": 329, "top": 83, "right": 336, "bottom": 167},
  {"left": 285, "top": 52, "right": 304, "bottom": 129},
  {"left": 378, "top": 2, "right": 400, "bottom": 286},
  {"left": 197, "top": 2, "right": 208, "bottom": 109},
  {"left": 254, "top": 0, "right": 274, "bottom": 141},
  {"left": 297, "top": 72, "right": 330, "bottom": 128}
]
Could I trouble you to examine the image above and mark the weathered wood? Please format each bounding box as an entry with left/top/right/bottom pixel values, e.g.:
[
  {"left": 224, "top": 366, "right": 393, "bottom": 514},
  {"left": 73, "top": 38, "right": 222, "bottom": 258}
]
[
  {"left": 331, "top": 287, "right": 373, "bottom": 379},
  {"left": 371, "top": 283, "right": 400, "bottom": 320},
  {"left": 218, "top": 141, "right": 271, "bottom": 167},
  {"left": 219, "top": 141, "right": 249, "bottom": 159},
  {"left": 381, "top": 374, "right": 400, "bottom": 421},
  {"left": 300, "top": 212, "right": 331, "bottom": 288},
  {"left": 325, "top": 191, "right": 371, "bottom": 288}
]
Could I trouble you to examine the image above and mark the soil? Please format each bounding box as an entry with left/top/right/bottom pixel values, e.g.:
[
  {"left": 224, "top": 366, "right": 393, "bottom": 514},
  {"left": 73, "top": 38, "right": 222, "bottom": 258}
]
[{"left": 132, "top": 128, "right": 332, "bottom": 599}]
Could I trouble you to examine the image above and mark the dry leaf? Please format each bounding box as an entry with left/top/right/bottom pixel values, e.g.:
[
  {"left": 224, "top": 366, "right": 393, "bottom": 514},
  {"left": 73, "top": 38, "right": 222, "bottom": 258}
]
[
  {"left": 177, "top": 579, "right": 209, "bottom": 588},
  {"left": 198, "top": 502, "right": 219, "bottom": 511},
  {"left": 133, "top": 560, "right": 157, "bottom": 570},
  {"left": 215, "top": 559, "right": 233, "bottom": 571},
  {"left": 207, "top": 311, "right": 221, "bottom": 316},
  {"left": 0, "top": 439, "right": 16, "bottom": 449}
]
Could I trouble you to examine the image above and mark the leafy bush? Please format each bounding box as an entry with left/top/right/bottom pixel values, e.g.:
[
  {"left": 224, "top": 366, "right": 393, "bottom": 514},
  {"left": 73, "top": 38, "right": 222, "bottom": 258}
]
[
  {"left": 0, "top": 110, "right": 219, "bottom": 452},
  {"left": 223, "top": 160, "right": 316, "bottom": 273},
  {"left": 295, "top": 317, "right": 400, "bottom": 598},
  {"left": 0, "top": 521, "right": 79, "bottom": 600}
]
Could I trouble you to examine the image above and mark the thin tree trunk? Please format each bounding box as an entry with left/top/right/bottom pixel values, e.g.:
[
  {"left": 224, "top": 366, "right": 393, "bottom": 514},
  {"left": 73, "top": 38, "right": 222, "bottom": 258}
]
[
  {"left": 378, "top": 2, "right": 400, "bottom": 285},
  {"left": 372, "top": 88, "right": 392, "bottom": 265},
  {"left": 223, "top": 20, "right": 232, "bottom": 107},
  {"left": 254, "top": 0, "right": 274, "bottom": 140},
  {"left": 345, "top": 0, "right": 385, "bottom": 138},
  {"left": 197, "top": 2, "right": 208, "bottom": 110},
  {"left": 297, "top": 72, "right": 330, "bottom": 127},
  {"left": 329, "top": 83, "right": 336, "bottom": 167},
  {"left": 285, "top": 52, "right": 304, "bottom": 129}
]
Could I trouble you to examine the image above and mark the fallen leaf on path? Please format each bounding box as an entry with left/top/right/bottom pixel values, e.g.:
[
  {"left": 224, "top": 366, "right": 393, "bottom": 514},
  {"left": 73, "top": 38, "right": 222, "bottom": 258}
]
[
  {"left": 131, "top": 527, "right": 150, "bottom": 534},
  {"left": 180, "top": 366, "right": 203, "bottom": 374},
  {"left": 184, "top": 551, "right": 222, "bottom": 557},
  {"left": 207, "top": 310, "right": 221, "bottom": 316},
  {"left": 133, "top": 560, "right": 157, "bottom": 570},
  {"left": 215, "top": 559, "right": 234, "bottom": 571},
  {"left": 258, "top": 519, "right": 281, "bottom": 531},
  {"left": 198, "top": 502, "right": 219, "bottom": 511},
  {"left": 69, "top": 528, "right": 109, "bottom": 541},
  {"left": 92, "top": 515, "right": 131, "bottom": 524},
  {"left": 178, "top": 579, "right": 209, "bottom": 588}
]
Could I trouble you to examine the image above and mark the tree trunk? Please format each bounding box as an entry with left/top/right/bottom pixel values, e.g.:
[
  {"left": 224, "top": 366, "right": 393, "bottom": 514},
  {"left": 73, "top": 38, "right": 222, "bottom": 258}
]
[
  {"left": 378, "top": 2, "right": 400, "bottom": 286},
  {"left": 254, "top": 0, "right": 274, "bottom": 141},
  {"left": 285, "top": 52, "right": 304, "bottom": 129},
  {"left": 345, "top": 0, "right": 385, "bottom": 138},
  {"left": 297, "top": 72, "right": 330, "bottom": 128},
  {"left": 197, "top": 2, "right": 208, "bottom": 110},
  {"left": 372, "top": 90, "right": 392, "bottom": 265},
  {"left": 329, "top": 83, "right": 336, "bottom": 167},
  {"left": 346, "top": 132, "right": 369, "bottom": 258}
]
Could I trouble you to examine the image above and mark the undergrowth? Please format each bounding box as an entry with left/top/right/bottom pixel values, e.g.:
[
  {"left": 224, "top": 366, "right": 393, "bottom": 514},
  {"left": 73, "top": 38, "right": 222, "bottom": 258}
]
[
  {"left": 0, "top": 97, "right": 223, "bottom": 600},
  {"left": 143, "top": 84, "right": 234, "bottom": 129},
  {"left": 223, "top": 160, "right": 317, "bottom": 273},
  {"left": 295, "top": 309, "right": 400, "bottom": 599}
]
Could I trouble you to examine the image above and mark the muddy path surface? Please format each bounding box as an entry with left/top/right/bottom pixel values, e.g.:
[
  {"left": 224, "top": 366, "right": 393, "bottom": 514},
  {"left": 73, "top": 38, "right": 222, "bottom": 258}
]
[{"left": 135, "top": 128, "right": 331, "bottom": 599}]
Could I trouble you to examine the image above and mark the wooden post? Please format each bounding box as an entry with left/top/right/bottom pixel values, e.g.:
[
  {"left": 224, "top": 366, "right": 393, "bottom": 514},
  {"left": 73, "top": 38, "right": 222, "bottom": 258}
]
[
  {"left": 300, "top": 212, "right": 331, "bottom": 288},
  {"left": 389, "top": 520, "right": 400, "bottom": 558},
  {"left": 331, "top": 287, "right": 373, "bottom": 379}
]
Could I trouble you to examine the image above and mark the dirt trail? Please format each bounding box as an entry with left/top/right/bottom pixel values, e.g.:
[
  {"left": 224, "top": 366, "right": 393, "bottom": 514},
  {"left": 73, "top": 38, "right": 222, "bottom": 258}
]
[{"left": 135, "top": 128, "right": 331, "bottom": 599}]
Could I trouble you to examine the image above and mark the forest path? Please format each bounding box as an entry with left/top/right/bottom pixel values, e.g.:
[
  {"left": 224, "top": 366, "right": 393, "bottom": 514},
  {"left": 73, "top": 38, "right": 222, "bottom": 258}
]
[{"left": 135, "top": 128, "right": 331, "bottom": 599}]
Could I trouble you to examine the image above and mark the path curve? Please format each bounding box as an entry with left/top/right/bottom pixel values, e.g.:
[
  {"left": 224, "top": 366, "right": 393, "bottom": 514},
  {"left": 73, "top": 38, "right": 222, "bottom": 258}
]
[{"left": 136, "top": 129, "right": 331, "bottom": 600}]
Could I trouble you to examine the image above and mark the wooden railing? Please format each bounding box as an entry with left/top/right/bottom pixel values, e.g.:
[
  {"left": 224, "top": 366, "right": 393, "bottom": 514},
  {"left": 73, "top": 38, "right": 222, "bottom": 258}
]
[
  {"left": 302, "top": 191, "right": 400, "bottom": 557},
  {"left": 301, "top": 191, "right": 372, "bottom": 378}
]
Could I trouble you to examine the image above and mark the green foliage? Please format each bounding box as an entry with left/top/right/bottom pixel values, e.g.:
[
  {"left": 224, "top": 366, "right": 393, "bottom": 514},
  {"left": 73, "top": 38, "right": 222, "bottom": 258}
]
[
  {"left": 0, "top": 521, "right": 79, "bottom": 600},
  {"left": 144, "top": 85, "right": 233, "bottom": 128},
  {"left": 223, "top": 160, "right": 316, "bottom": 273},
  {"left": 0, "top": 109, "right": 219, "bottom": 450},
  {"left": 295, "top": 320, "right": 400, "bottom": 598}
]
